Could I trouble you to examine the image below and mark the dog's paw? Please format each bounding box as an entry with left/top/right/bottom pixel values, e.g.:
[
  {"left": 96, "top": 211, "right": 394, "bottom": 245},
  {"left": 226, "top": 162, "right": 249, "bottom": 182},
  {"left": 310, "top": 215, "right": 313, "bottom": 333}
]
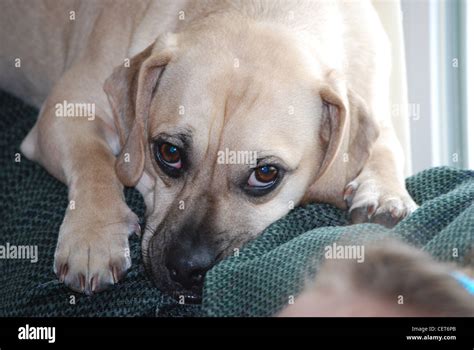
[
  {"left": 344, "top": 177, "right": 418, "bottom": 228},
  {"left": 54, "top": 202, "right": 140, "bottom": 295}
]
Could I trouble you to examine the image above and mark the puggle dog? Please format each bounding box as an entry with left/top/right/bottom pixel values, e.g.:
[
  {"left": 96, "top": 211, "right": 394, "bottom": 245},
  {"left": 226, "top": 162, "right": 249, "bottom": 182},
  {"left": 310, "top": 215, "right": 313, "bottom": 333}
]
[{"left": 0, "top": 0, "right": 417, "bottom": 299}]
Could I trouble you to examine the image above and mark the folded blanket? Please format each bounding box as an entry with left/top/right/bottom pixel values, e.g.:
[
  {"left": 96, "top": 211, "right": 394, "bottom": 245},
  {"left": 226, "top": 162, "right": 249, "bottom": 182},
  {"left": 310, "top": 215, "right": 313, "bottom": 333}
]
[{"left": 0, "top": 90, "right": 472, "bottom": 317}]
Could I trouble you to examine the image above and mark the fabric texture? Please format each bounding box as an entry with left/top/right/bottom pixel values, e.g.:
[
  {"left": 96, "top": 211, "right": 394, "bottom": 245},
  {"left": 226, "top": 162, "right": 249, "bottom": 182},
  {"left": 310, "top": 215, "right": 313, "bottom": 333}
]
[{"left": 0, "top": 90, "right": 472, "bottom": 317}]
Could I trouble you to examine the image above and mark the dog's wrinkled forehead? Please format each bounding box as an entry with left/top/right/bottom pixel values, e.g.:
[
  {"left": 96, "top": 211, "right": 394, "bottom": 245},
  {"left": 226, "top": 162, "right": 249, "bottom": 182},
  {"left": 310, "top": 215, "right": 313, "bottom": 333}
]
[{"left": 147, "top": 57, "right": 320, "bottom": 169}]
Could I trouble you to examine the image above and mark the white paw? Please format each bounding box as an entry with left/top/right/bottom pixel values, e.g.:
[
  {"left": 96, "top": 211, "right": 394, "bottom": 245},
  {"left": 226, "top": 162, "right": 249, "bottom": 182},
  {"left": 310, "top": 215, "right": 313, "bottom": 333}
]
[
  {"left": 54, "top": 202, "right": 140, "bottom": 294},
  {"left": 344, "top": 177, "right": 418, "bottom": 228}
]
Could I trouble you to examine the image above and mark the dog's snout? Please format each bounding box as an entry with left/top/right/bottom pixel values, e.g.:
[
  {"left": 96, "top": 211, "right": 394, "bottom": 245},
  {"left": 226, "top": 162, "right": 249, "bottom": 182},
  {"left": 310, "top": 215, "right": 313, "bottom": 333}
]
[
  {"left": 165, "top": 242, "right": 214, "bottom": 290},
  {"left": 167, "top": 259, "right": 206, "bottom": 289}
]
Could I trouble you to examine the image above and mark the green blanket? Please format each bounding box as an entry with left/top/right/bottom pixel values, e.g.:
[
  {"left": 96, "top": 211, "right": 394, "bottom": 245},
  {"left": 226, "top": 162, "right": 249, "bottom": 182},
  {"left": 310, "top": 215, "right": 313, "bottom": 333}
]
[{"left": 0, "top": 90, "right": 473, "bottom": 317}]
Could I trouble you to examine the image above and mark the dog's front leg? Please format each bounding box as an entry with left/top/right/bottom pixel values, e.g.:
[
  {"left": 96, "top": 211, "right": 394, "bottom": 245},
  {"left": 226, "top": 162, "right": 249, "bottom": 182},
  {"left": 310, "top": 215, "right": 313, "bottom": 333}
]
[
  {"left": 344, "top": 125, "right": 418, "bottom": 227},
  {"left": 21, "top": 98, "right": 139, "bottom": 294}
]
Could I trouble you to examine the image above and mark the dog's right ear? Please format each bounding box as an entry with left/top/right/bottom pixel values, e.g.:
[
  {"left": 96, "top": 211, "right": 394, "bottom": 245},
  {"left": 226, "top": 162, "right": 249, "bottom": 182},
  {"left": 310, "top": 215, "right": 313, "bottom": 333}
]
[
  {"left": 104, "top": 34, "right": 177, "bottom": 187},
  {"left": 303, "top": 71, "right": 379, "bottom": 205}
]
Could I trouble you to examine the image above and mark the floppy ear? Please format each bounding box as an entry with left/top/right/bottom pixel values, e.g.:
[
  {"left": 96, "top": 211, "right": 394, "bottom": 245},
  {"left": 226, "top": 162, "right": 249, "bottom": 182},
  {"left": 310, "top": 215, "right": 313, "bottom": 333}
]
[
  {"left": 306, "top": 73, "right": 379, "bottom": 202},
  {"left": 103, "top": 35, "right": 176, "bottom": 187},
  {"left": 315, "top": 83, "right": 349, "bottom": 180},
  {"left": 345, "top": 90, "right": 380, "bottom": 174}
]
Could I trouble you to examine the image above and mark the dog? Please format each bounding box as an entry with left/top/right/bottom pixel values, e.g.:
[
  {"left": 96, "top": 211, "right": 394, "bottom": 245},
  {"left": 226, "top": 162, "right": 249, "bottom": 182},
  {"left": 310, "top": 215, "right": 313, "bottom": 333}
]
[{"left": 0, "top": 0, "right": 417, "bottom": 298}]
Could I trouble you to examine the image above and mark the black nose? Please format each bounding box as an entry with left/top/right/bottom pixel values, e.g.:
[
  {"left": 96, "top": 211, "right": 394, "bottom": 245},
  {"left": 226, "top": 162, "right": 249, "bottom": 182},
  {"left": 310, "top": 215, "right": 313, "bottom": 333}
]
[{"left": 165, "top": 243, "right": 214, "bottom": 290}]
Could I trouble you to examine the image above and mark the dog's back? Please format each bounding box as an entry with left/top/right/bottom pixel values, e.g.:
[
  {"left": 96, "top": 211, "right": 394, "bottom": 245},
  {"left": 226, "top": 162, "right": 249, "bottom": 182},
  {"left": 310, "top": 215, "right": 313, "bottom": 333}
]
[
  {"left": 0, "top": 0, "right": 85, "bottom": 106},
  {"left": 0, "top": 0, "right": 176, "bottom": 107}
]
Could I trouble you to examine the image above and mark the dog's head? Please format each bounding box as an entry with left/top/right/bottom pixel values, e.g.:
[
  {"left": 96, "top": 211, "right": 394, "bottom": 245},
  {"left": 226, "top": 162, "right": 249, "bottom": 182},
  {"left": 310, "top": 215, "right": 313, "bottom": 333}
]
[{"left": 104, "top": 28, "right": 378, "bottom": 300}]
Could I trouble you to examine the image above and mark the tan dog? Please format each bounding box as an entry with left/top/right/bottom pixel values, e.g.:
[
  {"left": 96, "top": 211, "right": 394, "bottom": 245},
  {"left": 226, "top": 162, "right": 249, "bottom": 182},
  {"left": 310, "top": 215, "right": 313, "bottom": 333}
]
[{"left": 0, "top": 0, "right": 417, "bottom": 298}]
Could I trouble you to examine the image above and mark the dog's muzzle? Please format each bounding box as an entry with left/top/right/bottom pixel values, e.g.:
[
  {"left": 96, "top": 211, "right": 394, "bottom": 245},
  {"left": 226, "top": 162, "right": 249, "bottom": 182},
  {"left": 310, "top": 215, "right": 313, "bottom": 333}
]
[{"left": 145, "top": 226, "right": 218, "bottom": 303}]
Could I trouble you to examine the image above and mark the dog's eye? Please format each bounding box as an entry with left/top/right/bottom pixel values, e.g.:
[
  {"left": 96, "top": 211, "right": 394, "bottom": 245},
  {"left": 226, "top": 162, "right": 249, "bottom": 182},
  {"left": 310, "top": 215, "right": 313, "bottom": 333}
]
[
  {"left": 155, "top": 142, "right": 183, "bottom": 177},
  {"left": 159, "top": 143, "right": 182, "bottom": 167},
  {"left": 248, "top": 165, "right": 279, "bottom": 188}
]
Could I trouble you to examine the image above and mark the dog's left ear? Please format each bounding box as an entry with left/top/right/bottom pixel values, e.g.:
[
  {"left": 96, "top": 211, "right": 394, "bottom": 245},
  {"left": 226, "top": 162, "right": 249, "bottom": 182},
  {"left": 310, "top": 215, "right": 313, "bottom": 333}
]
[
  {"left": 103, "top": 34, "right": 177, "bottom": 187},
  {"left": 313, "top": 81, "right": 349, "bottom": 180},
  {"left": 305, "top": 72, "right": 379, "bottom": 202}
]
